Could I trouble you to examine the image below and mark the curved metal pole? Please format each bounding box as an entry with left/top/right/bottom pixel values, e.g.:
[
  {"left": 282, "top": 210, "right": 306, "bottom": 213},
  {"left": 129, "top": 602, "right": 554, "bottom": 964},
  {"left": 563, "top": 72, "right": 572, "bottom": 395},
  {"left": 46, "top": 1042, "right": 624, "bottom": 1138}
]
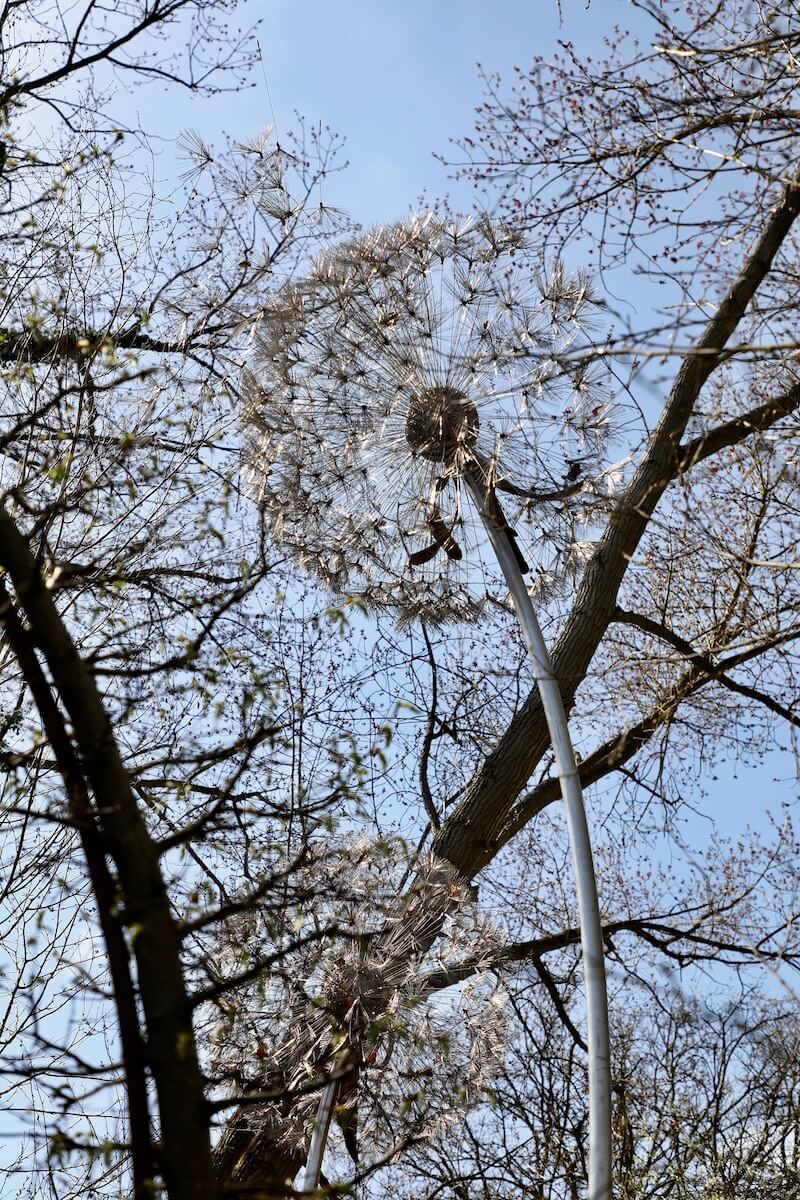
[
  {"left": 300, "top": 1077, "right": 337, "bottom": 1194},
  {"left": 465, "top": 474, "right": 611, "bottom": 1200},
  {"left": 300, "top": 478, "right": 611, "bottom": 1199}
]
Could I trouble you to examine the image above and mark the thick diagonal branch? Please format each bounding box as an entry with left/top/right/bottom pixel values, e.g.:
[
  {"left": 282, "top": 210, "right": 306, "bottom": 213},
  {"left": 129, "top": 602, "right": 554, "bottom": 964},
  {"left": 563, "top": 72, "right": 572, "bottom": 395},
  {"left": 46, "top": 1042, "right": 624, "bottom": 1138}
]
[
  {"left": 677, "top": 379, "right": 800, "bottom": 473},
  {"left": 499, "top": 615, "right": 800, "bottom": 842},
  {"left": 433, "top": 174, "right": 800, "bottom": 878}
]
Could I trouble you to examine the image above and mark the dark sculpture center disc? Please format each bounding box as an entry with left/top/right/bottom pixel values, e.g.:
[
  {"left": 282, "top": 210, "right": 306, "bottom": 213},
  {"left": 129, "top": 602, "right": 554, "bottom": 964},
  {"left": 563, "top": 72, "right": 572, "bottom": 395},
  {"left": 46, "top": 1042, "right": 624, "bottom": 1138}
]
[{"left": 405, "top": 386, "right": 479, "bottom": 464}]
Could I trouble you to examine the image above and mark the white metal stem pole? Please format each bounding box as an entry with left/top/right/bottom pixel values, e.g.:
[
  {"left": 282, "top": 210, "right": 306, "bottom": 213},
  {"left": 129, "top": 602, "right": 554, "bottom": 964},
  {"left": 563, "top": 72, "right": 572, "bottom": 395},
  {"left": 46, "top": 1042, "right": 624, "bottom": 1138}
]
[
  {"left": 465, "top": 474, "right": 611, "bottom": 1200},
  {"left": 300, "top": 1077, "right": 337, "bottom": 1195}
]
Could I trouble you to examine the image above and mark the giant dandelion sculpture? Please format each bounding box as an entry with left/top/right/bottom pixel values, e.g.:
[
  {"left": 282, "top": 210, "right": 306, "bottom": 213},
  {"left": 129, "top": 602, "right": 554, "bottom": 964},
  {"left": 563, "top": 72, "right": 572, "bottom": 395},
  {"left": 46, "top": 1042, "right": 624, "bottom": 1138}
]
[{"left": 243, "top": 214, "right": 612, "bottom": 1200}]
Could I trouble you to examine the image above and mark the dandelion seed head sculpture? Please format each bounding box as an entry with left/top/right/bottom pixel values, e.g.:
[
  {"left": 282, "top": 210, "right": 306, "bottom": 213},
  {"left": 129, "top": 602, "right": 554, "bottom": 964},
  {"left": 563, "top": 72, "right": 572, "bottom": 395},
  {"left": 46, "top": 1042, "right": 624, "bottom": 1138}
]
[
  {"left": 243, "top": 214, "right": 611, "bottom": 622},
  {"left": 209, "top": 850, "right": 507, "bottom": 1162}
]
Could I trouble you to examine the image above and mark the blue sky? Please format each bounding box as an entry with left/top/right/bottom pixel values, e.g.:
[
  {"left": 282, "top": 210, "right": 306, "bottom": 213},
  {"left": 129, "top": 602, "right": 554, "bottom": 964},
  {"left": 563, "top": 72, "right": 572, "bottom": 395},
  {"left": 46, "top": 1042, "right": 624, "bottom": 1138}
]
[
  {"left": 0, "top": 0, "right": 794, "bottom": 1179},
  {"left": 247, "top": 0, "right": 557, "bottom": 223},
  {"left": 232, "top": 1, "right": 795, "bottom": 980},
  {"left": 149, "top": 0, "right": 793, "bottom": 817},
  {"left": 140, "top": 0, "right": 622, "bottom": 225},
  {"left": 129, "top": 0, "right": 798, "bottom": 978}
]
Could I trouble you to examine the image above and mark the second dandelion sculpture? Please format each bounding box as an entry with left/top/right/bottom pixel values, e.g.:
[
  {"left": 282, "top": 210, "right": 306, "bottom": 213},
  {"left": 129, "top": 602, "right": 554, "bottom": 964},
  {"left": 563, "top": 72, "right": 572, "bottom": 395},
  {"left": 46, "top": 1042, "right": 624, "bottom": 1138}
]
[{"left": 244, "top": 214, "right": 612, "bottom": 1200}]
